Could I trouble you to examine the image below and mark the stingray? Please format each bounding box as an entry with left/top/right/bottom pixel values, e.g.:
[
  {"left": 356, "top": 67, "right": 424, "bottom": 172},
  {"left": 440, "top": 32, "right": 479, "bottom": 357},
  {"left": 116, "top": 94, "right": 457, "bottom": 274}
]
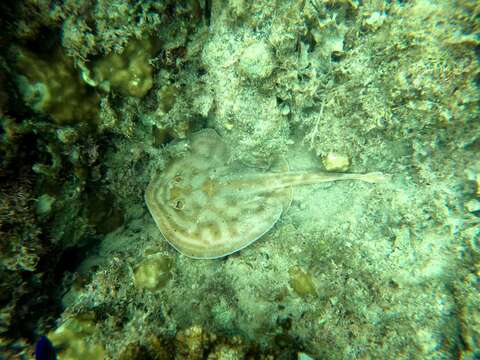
[{"left": 145, "top": 129, "right": 386, "bottom": 259}]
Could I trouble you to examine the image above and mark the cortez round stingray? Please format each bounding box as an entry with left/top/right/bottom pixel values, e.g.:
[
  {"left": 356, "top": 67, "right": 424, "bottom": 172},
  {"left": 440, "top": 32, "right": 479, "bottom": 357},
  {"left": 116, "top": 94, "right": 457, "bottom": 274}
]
[{"left": 145, "top": 129, "right": 386, "bottom": 259}]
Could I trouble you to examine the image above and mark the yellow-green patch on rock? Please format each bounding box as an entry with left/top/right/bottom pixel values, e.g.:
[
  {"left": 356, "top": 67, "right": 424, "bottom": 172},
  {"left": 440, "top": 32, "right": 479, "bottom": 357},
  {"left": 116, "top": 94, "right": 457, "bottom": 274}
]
[
  {"left": 133, "top": 253, "right": 173, "bottom": 291},
  {"left": 289, "top": 266, "right": 317, "bottom": 298}
]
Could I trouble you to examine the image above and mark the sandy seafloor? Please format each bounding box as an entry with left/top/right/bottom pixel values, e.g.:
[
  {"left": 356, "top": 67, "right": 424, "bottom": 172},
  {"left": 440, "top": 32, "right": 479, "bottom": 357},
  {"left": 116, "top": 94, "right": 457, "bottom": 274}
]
[{"left": 0, "top": 0, "right": 479, "bottom": 359}]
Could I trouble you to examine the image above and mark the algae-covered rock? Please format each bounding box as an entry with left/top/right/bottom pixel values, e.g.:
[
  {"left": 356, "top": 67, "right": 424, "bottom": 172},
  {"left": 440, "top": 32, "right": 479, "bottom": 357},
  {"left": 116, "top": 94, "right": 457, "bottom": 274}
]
[
  {"left": 238, "top": 41, "right": 275, "bottom": 80},
  {"left": 289, "top": 266, "right": 317, "bottom": 298},
  {"left": 323, "top": 153, "right": 350, "bottom": 172}
]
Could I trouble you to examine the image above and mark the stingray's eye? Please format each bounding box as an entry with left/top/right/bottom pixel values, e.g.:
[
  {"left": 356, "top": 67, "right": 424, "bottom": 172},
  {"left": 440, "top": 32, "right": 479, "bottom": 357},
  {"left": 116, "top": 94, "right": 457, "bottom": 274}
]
[
  {"left": 173, "top": 199, "right": 184, "bottom": 210},
  {"left": 173, "top": 174, "right": 183, "bottom": 183}
]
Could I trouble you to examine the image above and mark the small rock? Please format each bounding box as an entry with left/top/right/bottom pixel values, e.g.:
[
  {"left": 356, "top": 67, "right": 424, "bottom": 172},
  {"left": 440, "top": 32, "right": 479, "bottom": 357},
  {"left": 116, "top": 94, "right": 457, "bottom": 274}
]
[
  {"left": 465, "top": 199, "right": 480, "bottom": 213},
  {"left": 323, "top": 153, "right": 350, "bottom": 172},
  {"left": 238, "top": 41, "right": 275, "bottom": 80},
  {"left": 364, "top": 12, "right": 386, "bottom": 30},
  {"left": 298, "top": 352, "right": 315, "bottom": 360}
]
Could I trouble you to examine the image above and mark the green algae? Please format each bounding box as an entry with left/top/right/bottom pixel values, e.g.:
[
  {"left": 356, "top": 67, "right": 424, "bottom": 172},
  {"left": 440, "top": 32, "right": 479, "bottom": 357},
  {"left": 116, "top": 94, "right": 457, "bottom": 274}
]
[{"left": 289, "top": 266, "right": 317, "bottom": 298}]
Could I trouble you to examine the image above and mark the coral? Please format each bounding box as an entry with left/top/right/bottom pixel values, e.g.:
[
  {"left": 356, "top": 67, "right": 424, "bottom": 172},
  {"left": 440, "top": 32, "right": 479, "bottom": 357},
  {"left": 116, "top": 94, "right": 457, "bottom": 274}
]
[
  {"left": 285, "top": 0, "right": 480, "bottom": 164},
  {"left": 0, "top": 272, "right": 17, "bottom": 334},
  {"left": 85, "top": 191, "right": 124, "bottom": 235},
  {"left": 0, "top": 168, "right": 60, "bottom": 345},
  {"left": 118, "top": 342, "right": 151, "bottom": 360},
  {"left": 0, "top": 61, "right": 9, "bottom": 114},
  {"left": 0, "top": 116, "right": 32, "bottom": 170},
  {"left": 0, "top": 174, "right": 42, "bottom": 272},
  {"left": 14, "top": 47, "right": 99, "bottom": 125},
  {"left": 133, "top": 252, "right": 173, "bottom": 291},
  {"left": 7, "top": 42, "right": 126, "bottom": 247},
  {"left": 457, "top": 271, "right": 480, "bottom": 358},
  {"left": 60, "top": 1, "right": 172, "bottom": 62},
  {"left": 48, "top": 315, "right": 105, "bottom": 360},
  {"left": 3, "top": 1, "right": 62, "bottom": 42},
  {"left": 175, "top": 325, "right": 211, "bottom": 360},
  {"left": 90, "top": 38, "right": 155, "bottom": 98}
]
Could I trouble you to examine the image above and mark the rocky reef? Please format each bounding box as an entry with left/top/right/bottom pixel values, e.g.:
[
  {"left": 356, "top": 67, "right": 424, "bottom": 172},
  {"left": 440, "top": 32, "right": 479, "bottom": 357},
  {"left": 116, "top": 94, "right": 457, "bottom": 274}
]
[{"left": 0, "top": 0, "right": 479, "bottom": 359}]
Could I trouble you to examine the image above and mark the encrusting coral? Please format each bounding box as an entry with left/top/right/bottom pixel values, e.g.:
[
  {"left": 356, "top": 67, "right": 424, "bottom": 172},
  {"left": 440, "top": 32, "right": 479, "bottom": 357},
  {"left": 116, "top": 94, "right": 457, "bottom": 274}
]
[
  {"left": 14, "top": 47, "right": 100, "bottom": 126},
  {"left": 89, "top": 38, "right": 155, "bottom": 98}
]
